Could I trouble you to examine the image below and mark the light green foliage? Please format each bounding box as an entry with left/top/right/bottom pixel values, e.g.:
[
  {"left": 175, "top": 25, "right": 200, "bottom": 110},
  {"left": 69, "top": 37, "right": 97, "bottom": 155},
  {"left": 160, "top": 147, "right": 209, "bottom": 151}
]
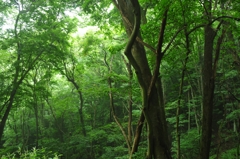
[
  {"left": 0, "top": 0, "right": 240, "bottom": 158},
  {"left": 210, "top": 147, "right": 239, "bottom": 159},
  {"left": 0, "top": 147, "right": 60, "bottom": 159}
]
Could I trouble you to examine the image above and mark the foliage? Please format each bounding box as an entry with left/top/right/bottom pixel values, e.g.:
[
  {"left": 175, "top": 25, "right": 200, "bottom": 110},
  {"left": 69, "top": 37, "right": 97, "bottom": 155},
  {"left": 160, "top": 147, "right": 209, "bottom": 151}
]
[
  {"left": 0, "top": 147, "right": 60, "bottom": 159},
  {"left": 0, "top": 0, "right": 240, "bottom": 158}
]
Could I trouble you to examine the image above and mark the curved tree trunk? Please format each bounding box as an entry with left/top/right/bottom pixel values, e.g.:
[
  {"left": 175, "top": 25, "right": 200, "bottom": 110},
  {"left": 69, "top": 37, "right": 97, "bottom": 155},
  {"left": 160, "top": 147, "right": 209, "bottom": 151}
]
[{"left": 113, "top": 0, "right": 172, "bottom": 158}]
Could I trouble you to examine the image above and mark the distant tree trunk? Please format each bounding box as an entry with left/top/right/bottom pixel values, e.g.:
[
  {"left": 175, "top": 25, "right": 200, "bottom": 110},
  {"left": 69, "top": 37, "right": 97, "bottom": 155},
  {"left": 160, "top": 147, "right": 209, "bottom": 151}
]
[
  {"left": 70, "top": 80, "right": 86, "bottom": 137},
  {"left": 113, "top": 0, "right": 172, "bottom": 158},
  {"left": 8, "top": 114, "right": 19, "bottom": 144},
  {"left": 176, "top": 18, "right": 191, "bottom": 158},
  {"left": 46, "top": 99, "right": 65, "bottom": 136},
  {"left": 78, "top": 88, "right": 86, "bottom": 136},
  {"left": 62, "top": 59, "right": 87, "bottom": 137},
  {"left": 237, "top": 132, "right": 240, "bottom": 159},
  {"left": 33, "top": 98, "right": 39, "bottom": 149},
  {"left": 122, "top": 55, "right": 133, "bottom": 145},
  {"left": 30, "top": 72, "right": 39, "bottom": 149},
  {"left": 188, "top": 91, "right": 191, "bottom": 131},
  {"left": 104, "top": 53, "right": 132, "bottom": 154}
]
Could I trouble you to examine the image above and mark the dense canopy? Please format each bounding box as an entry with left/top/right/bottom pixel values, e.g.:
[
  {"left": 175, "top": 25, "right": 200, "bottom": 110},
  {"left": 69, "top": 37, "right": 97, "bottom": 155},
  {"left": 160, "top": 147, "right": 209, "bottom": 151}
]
[{"left": 0, "top": 0, "right": 240, "bottom": 159}]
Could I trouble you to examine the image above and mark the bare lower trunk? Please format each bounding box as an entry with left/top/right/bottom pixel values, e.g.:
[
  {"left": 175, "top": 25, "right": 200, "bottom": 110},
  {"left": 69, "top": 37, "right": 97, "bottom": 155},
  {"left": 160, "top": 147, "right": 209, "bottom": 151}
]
[{"left": 200, "top": 24, "right": 216, "bottom": 159}]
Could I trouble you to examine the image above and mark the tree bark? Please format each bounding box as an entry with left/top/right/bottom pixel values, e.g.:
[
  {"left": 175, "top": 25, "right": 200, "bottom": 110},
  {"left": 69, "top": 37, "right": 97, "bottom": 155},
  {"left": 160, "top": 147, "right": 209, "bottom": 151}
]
[
  {"left": 113, "top": 0, "right": 172, "bottom": 158},
  {"left": 199, "top": 0, "right": 217, "bottom": 158},
  {"left": 200, "top": 24, "right": 216, "bottom": 159}
]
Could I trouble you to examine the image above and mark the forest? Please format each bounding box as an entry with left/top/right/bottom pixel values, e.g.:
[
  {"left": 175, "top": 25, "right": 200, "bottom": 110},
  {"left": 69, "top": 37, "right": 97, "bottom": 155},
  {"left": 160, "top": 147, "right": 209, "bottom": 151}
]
[{"left": 0, "top": 0, "right": 240, "bottom": 159}]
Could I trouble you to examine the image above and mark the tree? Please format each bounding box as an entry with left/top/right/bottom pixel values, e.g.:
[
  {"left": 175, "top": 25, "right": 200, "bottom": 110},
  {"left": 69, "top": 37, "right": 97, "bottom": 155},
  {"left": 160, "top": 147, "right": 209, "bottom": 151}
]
[
  {"left": 0, "top": 0, "right": 75, "bottom": 143},
  {"left": 1, "top": 0, "right": 240, "bottom": 158},
  {"left": 112, "top": 0, "right": 172, "bottom": 158}
]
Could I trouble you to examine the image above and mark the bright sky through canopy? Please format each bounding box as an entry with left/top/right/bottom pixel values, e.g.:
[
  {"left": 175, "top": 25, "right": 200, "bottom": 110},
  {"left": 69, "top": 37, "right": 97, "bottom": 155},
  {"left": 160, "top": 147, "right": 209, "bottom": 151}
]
[{"left": 1, "top": 7, "right": 98, "bottom": 36}]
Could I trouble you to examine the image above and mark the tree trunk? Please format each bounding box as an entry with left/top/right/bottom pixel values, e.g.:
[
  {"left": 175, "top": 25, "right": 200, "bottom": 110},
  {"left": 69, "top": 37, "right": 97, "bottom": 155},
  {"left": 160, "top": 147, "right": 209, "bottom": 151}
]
[
  {"left": 0, "top": 89, "right": 17, "bottom": 144},
  {"left": 176, "top": 24, "right": 191, "bottom": 159},
  {"left": 199, "top": 0, "right": 218, "bottom": 158},
  {"left": 113, "top": 0, "right": 172, "bottom": 158},
  {"left": 0, "top": 11, "right": 22, "bottom": 143},
  {"left": 65, "top": 70, "right": 86, "bottom": 137},
  {"left": 122, "top": 55, "right": 133, "bottom": 145},
  {"left": 199, "top": 24, "right": 216, "bottom": 159},
  {"left": 72, "top": 81, "right": 86, "bottom": 137},
  {"left": 104, "top": 53, "right": 132, "bottom": 154},
  {"left": 127, "top": 63, "right": 133, "bottom": 145},
  {"left": 33, "top": 100, "right": 39, "bottom": 149},
  {"left": 32, "top": 74, "right": 39, "bottom": 149}
]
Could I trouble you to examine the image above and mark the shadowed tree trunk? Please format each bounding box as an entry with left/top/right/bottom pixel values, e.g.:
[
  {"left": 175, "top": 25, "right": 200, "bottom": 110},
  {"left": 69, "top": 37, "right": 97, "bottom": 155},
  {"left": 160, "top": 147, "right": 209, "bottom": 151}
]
[
  {"left": 199, "top": 1, "right": 228, "bottom": 158},
  {"left": 200, "top": 23, "right": 216, "bottom": 159},
  {"left": 199, "top": 1, "right": 216, "bottom": 158},
  {"left": 113, "top": 0, "right": 172, "bottom": 158}
]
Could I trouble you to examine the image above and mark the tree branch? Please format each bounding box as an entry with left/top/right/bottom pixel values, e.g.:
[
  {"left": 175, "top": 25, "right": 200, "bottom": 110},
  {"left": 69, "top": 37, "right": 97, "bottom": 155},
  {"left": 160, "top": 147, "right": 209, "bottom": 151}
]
[
  {"left": 162, "top": 26, "right": 185, "bottom": 54},
  {"left": 148, "top": 9, "right": 168, "bottom": 100},
  {"left": 136, "top": 37, "right": 156, "bottom": 53},
  {"left": 211, "top": 15, "right": 240, "bottom": 24}
]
